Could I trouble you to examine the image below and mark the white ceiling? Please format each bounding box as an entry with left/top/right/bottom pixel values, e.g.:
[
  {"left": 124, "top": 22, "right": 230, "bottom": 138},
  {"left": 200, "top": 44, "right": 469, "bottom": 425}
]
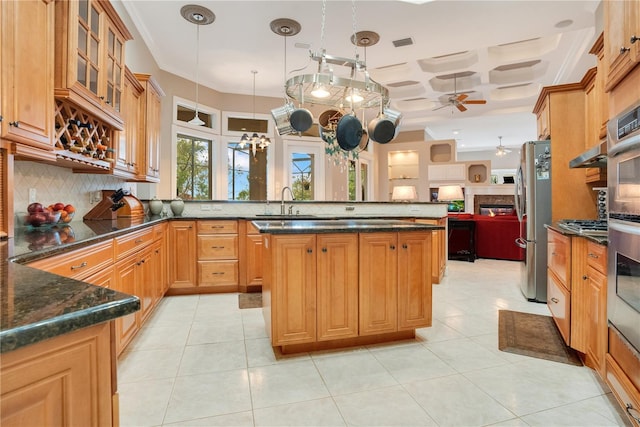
[{"left": 121, "top": 0, "right": 600, "bottom": 152}]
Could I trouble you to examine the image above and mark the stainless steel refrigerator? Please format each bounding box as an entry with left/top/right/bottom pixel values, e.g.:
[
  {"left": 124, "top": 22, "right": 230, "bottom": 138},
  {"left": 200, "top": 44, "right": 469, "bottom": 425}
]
[{"left": 515, "top": 140, "right": 551, "bottom": 303}]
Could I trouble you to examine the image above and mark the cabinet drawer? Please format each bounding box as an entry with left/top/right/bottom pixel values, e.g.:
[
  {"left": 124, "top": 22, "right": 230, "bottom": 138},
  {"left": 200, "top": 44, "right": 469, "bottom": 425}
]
[
  {"left": 198, "top": 261, "right": 238, "bottom": 286},
  {"left": 28, "top": 240, "right": 114, "bottom": 280},
  {"left": 606, "top": 355, "right": 640, "bottom": 427},
  {"left": 586, "top": 241, "right": 607, "bottom": 274},
  {"left": 547, "top": 270, "right": 571, "bottom": 345},
  {"left": 548, "top": 229, "right": 571, "bottom": 287},
  {"left": 198, "top": 220, "right": 238, "bottom": 234},
  {"left": 115, "top": 227, "right": 153, "bottom": 260},
  {"left": 198, "top": 235, "right": 238, "bottom": 259},
  {"left": 153, "top": 223, "right": 166, "bottom": 241}
]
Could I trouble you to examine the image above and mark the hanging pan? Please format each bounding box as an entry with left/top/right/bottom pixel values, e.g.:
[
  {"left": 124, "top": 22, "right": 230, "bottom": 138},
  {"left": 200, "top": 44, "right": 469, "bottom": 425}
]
[{"left": 336, "top": 113, "right": 363, "bottom": 151}]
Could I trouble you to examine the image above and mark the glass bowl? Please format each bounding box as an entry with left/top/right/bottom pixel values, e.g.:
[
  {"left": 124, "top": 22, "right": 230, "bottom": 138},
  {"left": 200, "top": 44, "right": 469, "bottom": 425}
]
[{"left": 22, "top": 210, "right": 61, "bottom": 228}]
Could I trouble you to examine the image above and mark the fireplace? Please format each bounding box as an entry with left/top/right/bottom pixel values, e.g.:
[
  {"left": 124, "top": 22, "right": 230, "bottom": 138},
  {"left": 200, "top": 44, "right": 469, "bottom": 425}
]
[
  {"left": 479, "top": 204, "right": 515, "bottom": 216},
  {"left": 474, "top": 195, "right": 515, "bottom": 215}
]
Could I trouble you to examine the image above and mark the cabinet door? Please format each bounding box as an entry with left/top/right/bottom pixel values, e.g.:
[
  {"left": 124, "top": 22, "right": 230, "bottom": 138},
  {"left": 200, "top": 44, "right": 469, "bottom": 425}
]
[
  {"left": 536, "top": 96, "right": 550, "bottom": 140},
  {"left": 145, "top": 81, "right": 162, "bottom": 180},
  {"left": 604, "top": 0, "right": 640, "bottom": 91},
  {"left": 138, "top": 247, "right": 154, "bottom": 324},
  {"left": 152, "top": 237, "right": 167, "bottom": 298},
  {"left": 359, "top": 233, "right": 397, "bottom": 335},
  {"left": 317, "top": 234, "right": 358, "bottom": 341},
  {"left": 547, "top": 269, "right": 571, "bottom": 345},
  {"left": 398, "top": 232, "right": 432, "bottom": 330},
  {"left": 270, "top": 234, "right": 316, "bottom": 346},
  {"left": 586, "top": 266, "right": 607, "bottom": 376},
  {"left": 84, "top": 265, "right": 115, "bottom": 289},
  {"left": 415, "top": 219, "right": 445, "bottom": 284},
  {"left": 168, "top": 221, "right": 196, "bottom": 288},
  {"left": 0, "top": 0, "right": 54, "bottom": 149},
  {"left": 114, "top": 256, "right": 140, "bottom": 354},
  {"left": 245, "top": 234, "right": 263, "bottom": 287},
  {"left": 114, "top": 68, "right": 142, "bottom": 177},
  {"left": 547, "top": 229, "right": 571, "bottom": 287}
]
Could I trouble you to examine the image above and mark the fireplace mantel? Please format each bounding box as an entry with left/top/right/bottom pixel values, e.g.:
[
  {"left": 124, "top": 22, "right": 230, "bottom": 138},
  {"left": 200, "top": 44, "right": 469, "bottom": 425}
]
[{"left": 462, "top": 185, "right": 515, "bottom": 214}]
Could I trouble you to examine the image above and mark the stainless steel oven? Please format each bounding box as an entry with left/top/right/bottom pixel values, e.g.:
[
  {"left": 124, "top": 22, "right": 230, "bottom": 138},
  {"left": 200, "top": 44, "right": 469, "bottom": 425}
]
[{"left": 607, "top": 102, "right": 640, "bottom": 354}]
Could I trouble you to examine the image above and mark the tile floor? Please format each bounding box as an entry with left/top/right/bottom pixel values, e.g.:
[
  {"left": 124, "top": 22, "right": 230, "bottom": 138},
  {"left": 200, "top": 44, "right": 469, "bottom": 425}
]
[{"left": 118, "top": 259, "right": 631, "bottom": 426}]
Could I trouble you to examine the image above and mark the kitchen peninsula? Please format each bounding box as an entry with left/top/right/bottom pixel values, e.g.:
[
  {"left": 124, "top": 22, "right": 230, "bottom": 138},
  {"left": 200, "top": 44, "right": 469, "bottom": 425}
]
[{"left": 254, "top": 219, "right": 443, "bottom": 353}]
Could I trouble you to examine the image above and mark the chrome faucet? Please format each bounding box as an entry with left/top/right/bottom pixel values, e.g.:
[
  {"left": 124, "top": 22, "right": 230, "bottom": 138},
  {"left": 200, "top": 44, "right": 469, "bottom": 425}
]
[{"left": 280, "top": 186, "right": 294, "bottom": 215}]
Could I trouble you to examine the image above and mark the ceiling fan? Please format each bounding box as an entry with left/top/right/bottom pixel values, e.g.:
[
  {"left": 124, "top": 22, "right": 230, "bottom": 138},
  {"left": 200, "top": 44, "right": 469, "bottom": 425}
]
[
  {"left": 433, "top": 73, "right": 487, "bottom": 112},
  {"left": 495, "top": 136, "right": 511, "bottom": 156}
]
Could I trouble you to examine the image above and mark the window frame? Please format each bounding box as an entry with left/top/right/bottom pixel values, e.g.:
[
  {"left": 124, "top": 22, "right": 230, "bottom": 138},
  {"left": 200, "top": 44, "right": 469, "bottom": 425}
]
[{"left": 282, "top": 137, "right": 326, "bottom": 201}]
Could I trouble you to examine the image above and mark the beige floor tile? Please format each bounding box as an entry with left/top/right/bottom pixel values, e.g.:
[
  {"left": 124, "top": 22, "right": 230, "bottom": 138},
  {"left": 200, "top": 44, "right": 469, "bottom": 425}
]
[{"left": 253, "top": 397, "right": 346, "bottom": 426}]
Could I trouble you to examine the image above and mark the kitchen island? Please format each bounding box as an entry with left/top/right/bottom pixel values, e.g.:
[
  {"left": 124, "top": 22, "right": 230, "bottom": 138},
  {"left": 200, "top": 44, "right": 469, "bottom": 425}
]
[{"left": 253, "top": 219, "right": 444, "bottom": 353}]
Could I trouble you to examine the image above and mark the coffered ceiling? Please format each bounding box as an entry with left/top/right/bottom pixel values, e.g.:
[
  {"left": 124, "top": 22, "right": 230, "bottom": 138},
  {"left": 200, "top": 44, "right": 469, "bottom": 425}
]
[{"left": 121, "top": 0, "right": 600, "bottom": 152}]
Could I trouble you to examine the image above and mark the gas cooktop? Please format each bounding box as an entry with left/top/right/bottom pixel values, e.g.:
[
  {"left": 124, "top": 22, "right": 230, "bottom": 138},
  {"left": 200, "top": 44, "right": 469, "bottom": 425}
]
[{"left": 557, "top": 219, "right": 608, "bottom": 236}]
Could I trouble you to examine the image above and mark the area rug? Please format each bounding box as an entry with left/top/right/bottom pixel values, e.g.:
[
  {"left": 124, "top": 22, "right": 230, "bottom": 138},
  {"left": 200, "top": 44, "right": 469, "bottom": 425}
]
[
  {"left": 238, "top": 293, "right": 262, "bottom": 309},
  {"left": 498, "top": 310, "right": 583, "bottom": 366}
]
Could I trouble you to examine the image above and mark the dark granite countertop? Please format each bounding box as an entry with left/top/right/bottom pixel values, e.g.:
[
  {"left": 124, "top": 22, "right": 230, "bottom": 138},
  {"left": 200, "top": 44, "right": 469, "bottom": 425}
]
[
  {"left": 252, "top": 219, "right": 445, "bottom": 234},
  {"left": 0, "top": 258, "right": 139, "bottom": 353},
  {"left": 545, "top": 222, "right": 608, "bottom": 246}
]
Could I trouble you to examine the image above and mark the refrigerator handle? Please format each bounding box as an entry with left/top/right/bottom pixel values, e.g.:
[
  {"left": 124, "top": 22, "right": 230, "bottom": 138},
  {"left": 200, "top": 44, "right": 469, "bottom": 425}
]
[
  {"left": 515, "top": 237, "right": 527, "bottom": 249},
  {"left": 514, "top": 165, "right": 524, "bottom": 222}
]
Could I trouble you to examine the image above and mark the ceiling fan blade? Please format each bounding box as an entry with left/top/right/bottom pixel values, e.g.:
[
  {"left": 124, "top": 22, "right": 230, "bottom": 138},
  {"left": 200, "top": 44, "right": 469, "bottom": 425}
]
[
  {"left": 456, "top": 93, "right": 468, "bottom": 102},
  {"left": 456, "top": 104, "right": 467, "bottom": 112},
  {"left": 463, "top": 99, "right": 487, "bottom": 105}
]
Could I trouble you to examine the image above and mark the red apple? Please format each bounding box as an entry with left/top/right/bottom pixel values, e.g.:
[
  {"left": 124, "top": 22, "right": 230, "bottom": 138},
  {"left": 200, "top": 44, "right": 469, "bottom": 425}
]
[
  {"left": 28, "top": 212, "right": 47, "bottom": 226},
  {"left": 53, "top": 202, "right": 65, "bottom": 211},
  {"left": 27, "top": 202, "right": 43, "bottom": 213}
]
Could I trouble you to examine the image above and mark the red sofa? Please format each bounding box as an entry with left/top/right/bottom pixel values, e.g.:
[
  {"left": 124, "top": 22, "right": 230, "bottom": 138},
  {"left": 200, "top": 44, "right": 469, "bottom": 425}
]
[{"left": 448, "top": 213, "right": 525, "bottom": 261}]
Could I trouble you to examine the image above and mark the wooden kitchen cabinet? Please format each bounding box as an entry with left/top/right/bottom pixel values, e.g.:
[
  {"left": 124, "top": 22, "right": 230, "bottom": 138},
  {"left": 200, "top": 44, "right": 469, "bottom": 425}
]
[
  {"left": 241, "top": 220, "right": 263, "bottom": 292},
  {"left": 1, "top": 322, "right": 114, "bottom": 427},
  {"left": 27, "top": 239, "right": 114, "bottom": 281},
  {"left": 603, "top": 0, "right": 640, "bottom": 92},
  {"left": 168, "top": 221, "right": 197, "bottom": 290},
  {"left": 134, "top": 73, "right": 164, "bottom": 183},
  {"left": 54, "top": 0, "right": 132, "bottom": 129},
  {"left": 265, "top": 234, "right": 317, "bottom": 346},
  {"left": 0, "top": 0, "right": 56, "bottom": 153},
  {"left": 533, "top": 85, "right": 596, "bottom": 221},
  {"left": 547, "top": 228, "right": 572, "bottom": 345},
  {"left": 415, "top": 218, "right": 446, "bottom": 284},
  {"left": 397, "top": 231, "right": 432, "bottom": 330},
  {"left": 359, "top": 233, "right": 398, "bottom": 336},
  {"left": 605, "top": 328, "right": 640, "bottom": 427},
  {"left": 585, "top": 241, "right": 607, "bottom": 376},
  {"left": 589, "top": 33, "right": 609, "bottom": 141},
  {"left": 153, "top": 222, "right": 168, "bottom": 295},
  {"left": 316, "top": 234, "right": 359, "bottom": 341},
  {"left": 536, "top": 96, "right": 550, "bottom": 140},
  {"left": 197, "top": 220, "right": 239, "bottom": 291},
  {"left": 114, "top": 67, "right": 143, "bottom": 178}
]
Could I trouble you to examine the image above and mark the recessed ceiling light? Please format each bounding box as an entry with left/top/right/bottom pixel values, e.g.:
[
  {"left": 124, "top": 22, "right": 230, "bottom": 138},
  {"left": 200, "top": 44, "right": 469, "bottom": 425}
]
[{"left": 555, "top": 19, "right": 573, "bottom": 28}]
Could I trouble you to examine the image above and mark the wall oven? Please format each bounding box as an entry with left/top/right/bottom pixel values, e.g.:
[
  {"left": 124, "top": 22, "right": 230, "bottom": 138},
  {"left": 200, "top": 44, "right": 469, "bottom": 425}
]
[{"left": 607, "top": 102, "right": 640, "bottom": 354}]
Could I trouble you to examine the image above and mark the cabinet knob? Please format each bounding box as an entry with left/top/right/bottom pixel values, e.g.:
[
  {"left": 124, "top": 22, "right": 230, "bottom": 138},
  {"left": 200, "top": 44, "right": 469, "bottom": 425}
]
[
  {"left": 621, "top": 46, "right": 631, "bottom": 54},
  {"left": 583, "top": 275, "right": 588, "bottom": 280},
  {"left": 402, "top": 244, "right": 408, "bottom": 249},
  {"left": 631, "top": 35, "right": 639, "bottom": 44},
  {"left": 321, "top": 247, "right": 327, "bottom": 253},
  {"left": 390, "top": 245, "right": 396, "bottom": 250},
  {"left": 9, "top": 121, "right": 19, "bottom": 127},
  {"left": 307, "top": 248, "right": 313, "bottom": 254}
]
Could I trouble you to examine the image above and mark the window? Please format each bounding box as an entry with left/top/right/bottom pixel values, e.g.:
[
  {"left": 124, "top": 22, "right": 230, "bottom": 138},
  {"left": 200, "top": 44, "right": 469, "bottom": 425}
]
[
  {"left": 227, "top": 143, "right": 267, "bottom": 200},
  {"left": 291, "top": 152, "right": 314, "bottom": 200},
  {"left": 348, "top": 157, "right": 371, "bottom": 201},
  {"left": 176, "top": 134, "right": 212, "bottom": 199},
  {"left": 283, "top": 138, "right": 326, "bottom": 201}
]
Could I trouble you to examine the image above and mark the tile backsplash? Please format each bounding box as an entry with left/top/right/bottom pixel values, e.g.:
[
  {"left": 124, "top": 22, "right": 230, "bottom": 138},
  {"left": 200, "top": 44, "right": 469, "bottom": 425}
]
[{"left": 14, "top": 161, "right": 135, "bottom": 223}]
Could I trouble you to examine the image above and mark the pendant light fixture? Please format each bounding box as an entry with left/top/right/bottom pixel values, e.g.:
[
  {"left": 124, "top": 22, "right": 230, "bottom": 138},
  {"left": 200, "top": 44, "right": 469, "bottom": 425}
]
[
  {"left": 239, "top": 70, "right": 271, "bottom": 157},
  {"left": 180, "top": 5, "right": 215, "bottom": 126}
]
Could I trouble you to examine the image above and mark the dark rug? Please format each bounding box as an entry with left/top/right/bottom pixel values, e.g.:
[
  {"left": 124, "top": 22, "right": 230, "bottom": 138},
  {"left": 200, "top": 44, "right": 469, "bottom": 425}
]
[
  {"left": 498, "top": 310, "right": 583, "bottom": 366},
  {"left": 238, "top": 293, "right": 262, "bottom": 309}
]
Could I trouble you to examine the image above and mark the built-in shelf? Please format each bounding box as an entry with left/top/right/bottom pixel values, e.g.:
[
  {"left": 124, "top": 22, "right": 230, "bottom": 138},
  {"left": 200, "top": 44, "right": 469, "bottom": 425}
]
[
  {"left": 467, "top": 163, "right": 489, "bottom": 184},
  {"left": 430, "top": 142, "right": 454, "bottom": 163},
  {"left": 388, "top": 150, "right": 419, "bottom": 180}
]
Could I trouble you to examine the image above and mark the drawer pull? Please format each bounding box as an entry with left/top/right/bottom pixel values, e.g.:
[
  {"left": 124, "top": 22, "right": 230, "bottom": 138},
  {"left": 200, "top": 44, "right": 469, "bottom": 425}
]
[
  {"left": 211, "top": 272, "right": 224, "bottom": 275},
  {"left": 402, "top": 244, "right": 408, "bottom": 249},
  {"left": 71, "top": 261, "right": 88, "bottom": 270},
  {"left": 631, "top": 35, "right": 639, "bottom": 44},
  {"left": 626, "top": 404, "right": 640, "bottom": 423},
  {"left": 211, "top": 246, "right": 225, "bottom": 249},
  {"left": 587, "top": 253, "right": 598, "bottom": 259},
  {"left": 621, "top": 46, "right": 631, "bottom": 54},
  {"left": 9, "top": 121, "right": 19, "bottom": 127},
  {"left": 550, "top": 297, "right": 559, "bottom": 304},
  {"left": 322, "top": 247, "right": 327, "bottom": 253},
  {"left": 583, "top": 275, "right": 588, "bottom": 280},
  {"left": 135, "top": 239, "right": 143, "bottom": 244}
]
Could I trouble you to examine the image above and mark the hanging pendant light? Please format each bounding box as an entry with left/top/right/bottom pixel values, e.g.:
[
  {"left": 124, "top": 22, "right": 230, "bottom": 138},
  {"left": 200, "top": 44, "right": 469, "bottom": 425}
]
[
  {"left": 180, "top": 5, "right": 215, "bottom": 126},
  {"left": 239, "top": 70, "right": 271, "bottom": 157}
]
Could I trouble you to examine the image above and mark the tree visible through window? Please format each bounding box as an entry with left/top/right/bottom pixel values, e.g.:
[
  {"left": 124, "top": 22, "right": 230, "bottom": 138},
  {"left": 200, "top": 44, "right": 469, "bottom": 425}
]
[
  {"left": 176, "top": 134, "right": 211, "bottom": 199},
  {"left": 227, "top": 143, "right": 267, "bottom": 200}
]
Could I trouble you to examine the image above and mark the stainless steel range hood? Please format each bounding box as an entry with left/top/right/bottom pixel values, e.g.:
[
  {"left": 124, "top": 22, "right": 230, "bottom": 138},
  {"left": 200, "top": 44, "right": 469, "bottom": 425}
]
[{"left": 569, "top": 141, "right": 607, "bottom": 168}]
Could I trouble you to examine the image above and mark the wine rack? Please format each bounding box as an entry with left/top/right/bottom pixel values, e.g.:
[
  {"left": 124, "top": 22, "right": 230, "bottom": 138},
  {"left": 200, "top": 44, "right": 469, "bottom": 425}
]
[{"left": 53, "top": 99, "right": 114, "bottom": 170}]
